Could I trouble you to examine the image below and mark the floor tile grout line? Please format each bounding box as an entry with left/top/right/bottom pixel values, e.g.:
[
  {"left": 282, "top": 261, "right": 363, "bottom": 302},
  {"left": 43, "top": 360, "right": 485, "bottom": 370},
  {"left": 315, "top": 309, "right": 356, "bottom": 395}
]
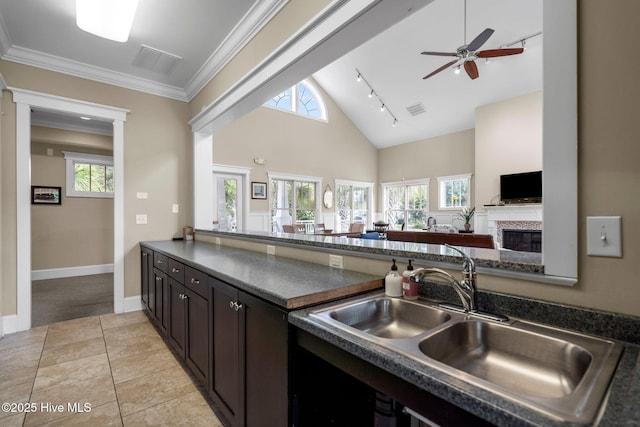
[{"left": 98, "top": 314, "right": 126, "bottom": 427}]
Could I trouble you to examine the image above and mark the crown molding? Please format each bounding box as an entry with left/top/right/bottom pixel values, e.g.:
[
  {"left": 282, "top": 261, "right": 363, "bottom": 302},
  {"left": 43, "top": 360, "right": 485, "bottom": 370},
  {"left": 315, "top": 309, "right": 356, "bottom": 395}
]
[
  {"left": 0, "top": 0, "right": 289, "bottom": 103},
  {"left": 3, "top": 45, "right": 189, "bottom": 101},
  {"left": 184, "top": 0, "right": 290, "bottom": 100}
]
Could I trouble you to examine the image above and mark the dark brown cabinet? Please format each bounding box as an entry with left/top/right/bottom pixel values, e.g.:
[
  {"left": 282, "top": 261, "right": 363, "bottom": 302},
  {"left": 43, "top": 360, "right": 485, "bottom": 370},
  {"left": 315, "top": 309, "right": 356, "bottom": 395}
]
[
  {"left": 141, "top": 246, "right": 290, "bottom": 426},
  {"left": 140, "top": 247, "right": 153, "bottom": 311},
  {"left": 210, "top": 277, "right": 289, "bottom": 427}
]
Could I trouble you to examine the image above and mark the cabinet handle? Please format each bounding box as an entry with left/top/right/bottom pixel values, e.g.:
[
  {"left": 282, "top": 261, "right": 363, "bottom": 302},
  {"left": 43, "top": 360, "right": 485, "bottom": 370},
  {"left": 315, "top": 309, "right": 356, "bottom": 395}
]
[
  {"left": 229, "top": 301, "right": 235, "bottom": 309},
  {"left": 230, "top": 301, "right": 243, "bottom": 311},
  {"left": 234, "top": 302, "right": 243, "bottom": 311},
  {"left": 190, "top": 278, "right": 200, "bottom": 285},
  {"left": 142, "top": 253, "right": 148, "bottom": 257},
  {"left": 172, "top": 267, "right": 180, "bottom": 273},
  {"left": 157, "top": 259, "right": 164, "bottom": 265},
  {"left": 178, "top": 293, "right": 188, "bottom": 300},
  {"left": 156, "top": 277, "right": 162, "bottom": 281}
]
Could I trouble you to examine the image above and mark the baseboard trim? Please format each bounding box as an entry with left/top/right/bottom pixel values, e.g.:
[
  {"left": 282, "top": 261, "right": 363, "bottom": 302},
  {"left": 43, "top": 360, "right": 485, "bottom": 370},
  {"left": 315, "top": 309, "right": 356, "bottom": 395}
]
[
  {"left": 1, "top": 315, "right": 18, "bottom": 337},
  {"left": 32, "top": 264, "right": 114, "bottom": 281},
  {"left": 124, "top": 296, "right": 143, "bottom": 313}
]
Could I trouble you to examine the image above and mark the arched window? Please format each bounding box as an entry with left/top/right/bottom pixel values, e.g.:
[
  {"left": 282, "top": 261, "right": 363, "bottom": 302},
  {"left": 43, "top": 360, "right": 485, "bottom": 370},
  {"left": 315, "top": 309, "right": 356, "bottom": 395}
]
[{"left": 264, "top": 79, "right": 327, "bottom": 121}]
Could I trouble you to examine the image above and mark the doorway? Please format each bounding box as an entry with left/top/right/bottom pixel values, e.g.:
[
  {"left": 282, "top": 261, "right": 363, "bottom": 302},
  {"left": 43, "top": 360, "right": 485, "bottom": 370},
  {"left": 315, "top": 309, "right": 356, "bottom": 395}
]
[
  {"left": 213, "top": 173, "right": 244, "bottom": 231},
  {"left": 12, "top": 88, "right": 128, "bottom": 332}
]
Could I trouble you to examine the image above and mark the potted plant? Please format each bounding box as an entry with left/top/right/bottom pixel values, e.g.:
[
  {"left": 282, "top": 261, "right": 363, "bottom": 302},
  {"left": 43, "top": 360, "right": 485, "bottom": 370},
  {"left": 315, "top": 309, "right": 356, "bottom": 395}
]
[{"left": 458, "top": 206, "right": 476, "bottom": 231}]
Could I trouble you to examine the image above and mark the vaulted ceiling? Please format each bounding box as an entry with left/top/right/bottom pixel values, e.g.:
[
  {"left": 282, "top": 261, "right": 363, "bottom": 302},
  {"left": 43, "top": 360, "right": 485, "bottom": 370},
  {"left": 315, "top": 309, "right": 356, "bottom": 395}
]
[{"left": 0, "top": 0, "right": 542, "bottom": 147}]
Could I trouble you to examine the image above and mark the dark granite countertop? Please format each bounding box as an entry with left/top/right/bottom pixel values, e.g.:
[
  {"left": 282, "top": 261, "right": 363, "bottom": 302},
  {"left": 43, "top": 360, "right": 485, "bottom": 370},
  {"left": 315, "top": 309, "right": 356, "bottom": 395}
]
[
  {"left": 290, "top": 291, "right": 640, "bottom": 427},
  {"left": 140, "top": 240, "right": 382, "bottom": 309},
  {"left": 196, "top": 229, "right": 544, "bottom": 274}
]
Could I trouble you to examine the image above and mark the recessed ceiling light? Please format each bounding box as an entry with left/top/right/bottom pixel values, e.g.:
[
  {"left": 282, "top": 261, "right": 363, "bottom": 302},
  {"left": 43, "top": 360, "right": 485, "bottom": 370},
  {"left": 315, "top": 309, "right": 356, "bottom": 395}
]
[{"left": 76, "top": 0, "right": 139, "bottom": 43}]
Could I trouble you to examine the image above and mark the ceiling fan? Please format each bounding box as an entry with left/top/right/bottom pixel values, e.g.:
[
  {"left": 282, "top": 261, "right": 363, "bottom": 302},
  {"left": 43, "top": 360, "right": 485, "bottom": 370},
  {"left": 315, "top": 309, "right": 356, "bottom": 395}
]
[{"left": 421, "top": 0, "right": 524, "bottom": 80}]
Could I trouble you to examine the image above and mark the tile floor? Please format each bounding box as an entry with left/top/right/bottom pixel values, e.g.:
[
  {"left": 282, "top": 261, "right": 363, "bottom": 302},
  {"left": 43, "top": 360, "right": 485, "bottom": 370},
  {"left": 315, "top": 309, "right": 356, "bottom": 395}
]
[{"left": 0, "top": 311, "right": 223, "bottom": 426}]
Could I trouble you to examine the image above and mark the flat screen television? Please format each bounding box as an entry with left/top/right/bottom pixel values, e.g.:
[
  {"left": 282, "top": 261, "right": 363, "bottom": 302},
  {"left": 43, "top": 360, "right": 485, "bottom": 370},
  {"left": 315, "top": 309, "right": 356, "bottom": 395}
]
[{"left": 500, "top": 171, "right": 542, "bottom": 204}]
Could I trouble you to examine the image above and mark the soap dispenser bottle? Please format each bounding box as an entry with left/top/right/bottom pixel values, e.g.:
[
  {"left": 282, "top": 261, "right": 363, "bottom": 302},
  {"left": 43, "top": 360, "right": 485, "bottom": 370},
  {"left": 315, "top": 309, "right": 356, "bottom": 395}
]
[
  {"left": 384, "top": 259, "right": 402, "bottom": 297},
  {"left": 402, "top": 259, "right": 418, "bottom": 300}
]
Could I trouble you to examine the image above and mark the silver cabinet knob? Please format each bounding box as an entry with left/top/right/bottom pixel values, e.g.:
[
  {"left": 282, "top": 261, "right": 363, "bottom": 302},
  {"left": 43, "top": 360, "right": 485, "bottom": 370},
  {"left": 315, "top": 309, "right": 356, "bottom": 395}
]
[
  {"left": 172, "top": 267, "right": 180, "bottom": 273},
  {"left": 156, "top": 277, "right": 162, "bottom": 281},
  {"left": 157, "top": 259, "right": 164, "bottom": 264},
  {"left": 190, "top": 278, "right": 200, "bottom": 284}
]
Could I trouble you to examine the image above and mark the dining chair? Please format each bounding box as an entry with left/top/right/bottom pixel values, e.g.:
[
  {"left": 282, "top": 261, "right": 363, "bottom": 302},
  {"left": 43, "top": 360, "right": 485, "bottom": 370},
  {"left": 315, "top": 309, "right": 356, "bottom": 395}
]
[
  {"left": 348, "top": 223, "right": 364, "bottom": 233},
  {"left": 282, "top": 224, "right": 295, "bottom": 233},
  {"left": 314, "top": 223, "right": 325, "bottom": 233},
  {"left": 294, "top": 224, "right": 307, "bottom": 233}
]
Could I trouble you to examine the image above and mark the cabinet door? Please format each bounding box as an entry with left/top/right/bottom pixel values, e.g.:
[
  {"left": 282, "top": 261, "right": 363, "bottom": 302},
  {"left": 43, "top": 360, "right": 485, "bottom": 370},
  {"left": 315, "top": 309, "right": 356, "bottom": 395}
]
[
  {"left": 140, "top": 248, "right": 152, "bottom": 310},
  {"left": 153, "top": 269, "right": 168, "bottom": 334},
  {"left": 185, "top": 288, "right": 208, "bottom": 384},
  {"left": 241, "top": 291, "right": 289, "bottom": 427},
  {"left": 168, "top": 278, "right": 186, "bottom": 358},
  {"left": 210, "top": 278, "right": 241, "bottom": 426}
]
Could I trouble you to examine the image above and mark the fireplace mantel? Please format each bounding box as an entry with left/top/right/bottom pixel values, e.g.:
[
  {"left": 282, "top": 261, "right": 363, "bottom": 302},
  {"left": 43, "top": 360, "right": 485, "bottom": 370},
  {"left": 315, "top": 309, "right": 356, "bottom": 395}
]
[{"left": 486, "top": 205, "right": 543, "bottom": 249}]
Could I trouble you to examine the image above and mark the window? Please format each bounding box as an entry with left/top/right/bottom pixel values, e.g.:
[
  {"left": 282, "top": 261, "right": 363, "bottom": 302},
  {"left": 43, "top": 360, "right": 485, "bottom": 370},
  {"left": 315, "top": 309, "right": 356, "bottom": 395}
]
[
  {"left": 269, "top": 173, "right": 322, "bottom": 232},
  {"left": 382, "top": 180, "right": 429, "bottom": 230},
  {"left": 336, "top": 180, "right": 373, "bottom": 232},
  {"left": 264, "top": 79, "right": 327, "bottom": 121},
  {"left": 63, "top": 151, "right": 114, "bottom": 198},
  {"left": 438, "top": 174, "right": 471, "bottom": 209}
]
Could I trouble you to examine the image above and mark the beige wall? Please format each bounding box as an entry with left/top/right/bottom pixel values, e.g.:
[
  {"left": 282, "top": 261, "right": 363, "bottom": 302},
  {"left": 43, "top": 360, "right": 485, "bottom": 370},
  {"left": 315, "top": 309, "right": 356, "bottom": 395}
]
[
  {"left": 0, "top": 61, "right": 193, "bottom": 315},
  {"left": 377, "top": 129, "right": 474, "bottom": 213},
  {"left": 31, "top": 141, "right": 114, "bottom": 270},
  {"left": 213, "top": 82, "right": 377, "bottom": 215},
  {"left": 475, "top": 91, "right": 543, "bottom": 208}
]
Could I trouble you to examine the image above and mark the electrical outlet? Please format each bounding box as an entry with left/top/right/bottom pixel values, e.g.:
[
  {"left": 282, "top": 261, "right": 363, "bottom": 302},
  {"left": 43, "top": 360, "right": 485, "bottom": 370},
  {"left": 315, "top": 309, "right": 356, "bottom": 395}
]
[
  {"left": 267, "top": 245, "right": 276, "bottom": 255},
  {"left": 329, "top": 255, "right": 343, "bottom": 269},
  {"left": 215, "top": 237, "right": 221, "bottom": 245},
  {"left": 587, "top": 216, "right": 622, "bottom": 257},
  {"left": 172, "top": 203, "right": 179, "bottom": 213},
  {"left": 136, "top": 192, "right": 148, "bottom": 199},
  {"left": 136, "top": 214, "right": 147, "bottom": 225}
]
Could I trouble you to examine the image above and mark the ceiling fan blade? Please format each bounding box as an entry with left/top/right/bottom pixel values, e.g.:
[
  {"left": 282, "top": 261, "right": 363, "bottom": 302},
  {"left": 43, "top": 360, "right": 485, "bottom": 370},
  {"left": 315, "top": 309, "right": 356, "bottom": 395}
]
[
  {"left": 464, "top": 60, "right": 479, "bottom": 80},
  {"left": 467, "top": 28, "right": 494, "bottom": 51},
  {"left": 476, "top": 48, "right": 525, "bottom": 58},
  {"left": 423, "top": 60, "right": 457, "bottom": 80},
  {"left": 421, "top": 51, "right": 458, "bottom": 57}
]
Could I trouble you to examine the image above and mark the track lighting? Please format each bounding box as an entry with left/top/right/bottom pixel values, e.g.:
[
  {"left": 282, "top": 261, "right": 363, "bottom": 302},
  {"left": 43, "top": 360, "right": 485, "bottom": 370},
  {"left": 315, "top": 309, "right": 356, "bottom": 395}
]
[{"left": 355, "top": 68, "right": 399, "bottom": 128}]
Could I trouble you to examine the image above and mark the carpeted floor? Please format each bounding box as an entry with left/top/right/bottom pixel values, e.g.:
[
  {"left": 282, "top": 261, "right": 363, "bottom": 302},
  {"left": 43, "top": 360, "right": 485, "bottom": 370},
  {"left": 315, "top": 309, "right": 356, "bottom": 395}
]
[{"left": 31, "top": 273, "right": 114, "bottom": 327}]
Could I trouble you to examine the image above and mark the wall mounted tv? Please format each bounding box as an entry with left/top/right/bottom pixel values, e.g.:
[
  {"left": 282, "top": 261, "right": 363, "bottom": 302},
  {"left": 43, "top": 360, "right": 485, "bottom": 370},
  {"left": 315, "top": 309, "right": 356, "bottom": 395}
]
[{"left": 500, "top": 171, "right": 542, "bottom": 204}]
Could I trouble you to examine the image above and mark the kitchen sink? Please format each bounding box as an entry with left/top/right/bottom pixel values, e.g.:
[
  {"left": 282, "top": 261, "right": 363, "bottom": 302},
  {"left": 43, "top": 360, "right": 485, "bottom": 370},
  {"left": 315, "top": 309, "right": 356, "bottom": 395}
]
[
  {"left": 308, "top": 292, "right": 624, "bottom": 425},
  {"left": 419, "top": 320, "right": 592, "bottom": 399},
  {"left": 323, "top": 296, "right": 451, "bottom": 339}
]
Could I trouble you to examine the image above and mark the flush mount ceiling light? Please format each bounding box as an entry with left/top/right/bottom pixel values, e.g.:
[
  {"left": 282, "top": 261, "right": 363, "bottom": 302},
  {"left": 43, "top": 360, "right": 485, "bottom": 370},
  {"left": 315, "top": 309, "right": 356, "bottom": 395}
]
[{"left": 76, "top": 0, "right": 139, "bottom": 42}]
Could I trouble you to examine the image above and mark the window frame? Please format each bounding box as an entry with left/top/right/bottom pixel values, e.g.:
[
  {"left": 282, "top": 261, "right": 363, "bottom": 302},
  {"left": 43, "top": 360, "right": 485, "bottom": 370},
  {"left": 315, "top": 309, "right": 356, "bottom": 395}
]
[
  {"left": 335, "top": 179, "right": 374, "bottom": 231},
  {"left": 263, "top": 79, "right": 328, "bottom": 122},
  {"left": 381, "top": 178, "right": 430, "bottom": 231},
  {"left": 437, "top": 173, "right": 472, "bottom": 210},
  {"left": 268, "top": 172, "right": 323, "bottom": 232},
  {"left": 63, "top": 151, "right": 114, "bottom": 198}
]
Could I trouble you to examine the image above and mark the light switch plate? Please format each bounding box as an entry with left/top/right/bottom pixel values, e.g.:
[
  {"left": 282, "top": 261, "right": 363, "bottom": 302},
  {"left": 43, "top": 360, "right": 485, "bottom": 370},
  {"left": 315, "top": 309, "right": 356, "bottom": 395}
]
[
  {"left": 172, "top": 203, "right": 179, "bottom": 213},
  {"left": 136, "top": 214, "right": 148, "bottom": 225},
  {"left": 136, "top": 192, "right": 148, "bottom": 199},
  {"left": 586, "top": 216, "right": 622, "bottom": 257}
]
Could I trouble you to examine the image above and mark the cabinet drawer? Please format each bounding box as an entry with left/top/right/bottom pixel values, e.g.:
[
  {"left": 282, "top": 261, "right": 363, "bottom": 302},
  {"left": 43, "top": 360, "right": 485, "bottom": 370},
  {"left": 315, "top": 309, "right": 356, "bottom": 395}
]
[
  {"left": 168, "top": 258, "right": 185, "bottom": 283},
  {"left": 185, "top": 266, "right": 208, "bottom": 299},
  {"left": 153, "top": 252, "right": 168, "bottom": 273}
]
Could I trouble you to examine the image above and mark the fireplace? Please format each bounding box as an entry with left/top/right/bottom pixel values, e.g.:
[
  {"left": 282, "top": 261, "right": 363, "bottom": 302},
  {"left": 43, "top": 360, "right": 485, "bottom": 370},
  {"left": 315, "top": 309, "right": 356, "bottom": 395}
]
[{"left": 503, "top": 229, "right": 542, "bottom": 253}]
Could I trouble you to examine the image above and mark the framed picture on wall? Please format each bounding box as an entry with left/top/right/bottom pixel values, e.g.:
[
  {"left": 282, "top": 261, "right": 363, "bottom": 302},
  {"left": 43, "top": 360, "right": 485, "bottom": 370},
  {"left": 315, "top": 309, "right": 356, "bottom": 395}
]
[
  {"left": 251, "top": 182, "right": 267, "bottom": 199},
  {"left": 31, "top": 186, "right": 61, "bottom": 205}
]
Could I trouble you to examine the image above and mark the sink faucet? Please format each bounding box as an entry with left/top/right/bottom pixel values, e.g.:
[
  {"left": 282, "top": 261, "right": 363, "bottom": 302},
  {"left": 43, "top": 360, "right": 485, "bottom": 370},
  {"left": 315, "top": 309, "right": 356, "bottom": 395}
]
[
  {"left": 410, "top": 244, "right": 477, "bottom": 312},
  {"left": 410, "top": 244, "right": 509, "bottom": 322}
]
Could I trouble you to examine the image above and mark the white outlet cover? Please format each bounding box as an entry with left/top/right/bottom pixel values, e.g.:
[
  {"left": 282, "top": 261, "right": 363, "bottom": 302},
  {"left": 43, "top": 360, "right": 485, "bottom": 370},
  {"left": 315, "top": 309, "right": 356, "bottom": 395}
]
[
  {"left": 267, "top": 245, "right": 276, "bottom": 255},
  {"left": 586, "top": 216, "right": 622, "bottom": 257},
  {"left": 135, "top": 214, "right": 148, "bottom": 225},
  {"left": 172, "top": 203, "right": 179, "bottom": 213},
  {"left": 329, "top": 254, "right": 343, "bottom": 269},
  {"left": 136, "top": 192, "right": 148, "bottom": 199}
]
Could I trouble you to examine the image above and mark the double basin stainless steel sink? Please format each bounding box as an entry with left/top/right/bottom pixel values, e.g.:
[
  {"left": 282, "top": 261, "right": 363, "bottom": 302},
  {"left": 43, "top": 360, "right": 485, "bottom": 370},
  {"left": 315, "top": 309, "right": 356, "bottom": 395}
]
[{"left": 309, "top": 293, "right": 624, "bottom": 425}]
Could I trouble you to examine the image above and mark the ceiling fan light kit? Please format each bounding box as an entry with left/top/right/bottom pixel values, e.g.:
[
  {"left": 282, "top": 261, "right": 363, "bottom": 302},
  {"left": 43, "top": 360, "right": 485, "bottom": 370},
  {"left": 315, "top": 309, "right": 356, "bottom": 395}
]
[
  {"left": 421, "top": 0, "right": 525, "bottom": 81},
  {"left": 76, "top": 0, "right": 139, "bottom": 43}
]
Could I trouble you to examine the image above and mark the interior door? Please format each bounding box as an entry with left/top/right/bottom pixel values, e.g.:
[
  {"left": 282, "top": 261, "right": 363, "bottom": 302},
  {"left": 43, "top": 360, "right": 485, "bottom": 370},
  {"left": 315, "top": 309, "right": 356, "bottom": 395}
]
[{"left": 213, "top": 174, "right": 243, "bottom": 231}]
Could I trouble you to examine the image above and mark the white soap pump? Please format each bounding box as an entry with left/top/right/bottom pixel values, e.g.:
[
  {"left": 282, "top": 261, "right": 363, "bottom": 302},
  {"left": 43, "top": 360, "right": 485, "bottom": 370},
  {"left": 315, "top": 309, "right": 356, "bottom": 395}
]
[{"left": 385, "top": 259, "right": 402, "bottom": 297}]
